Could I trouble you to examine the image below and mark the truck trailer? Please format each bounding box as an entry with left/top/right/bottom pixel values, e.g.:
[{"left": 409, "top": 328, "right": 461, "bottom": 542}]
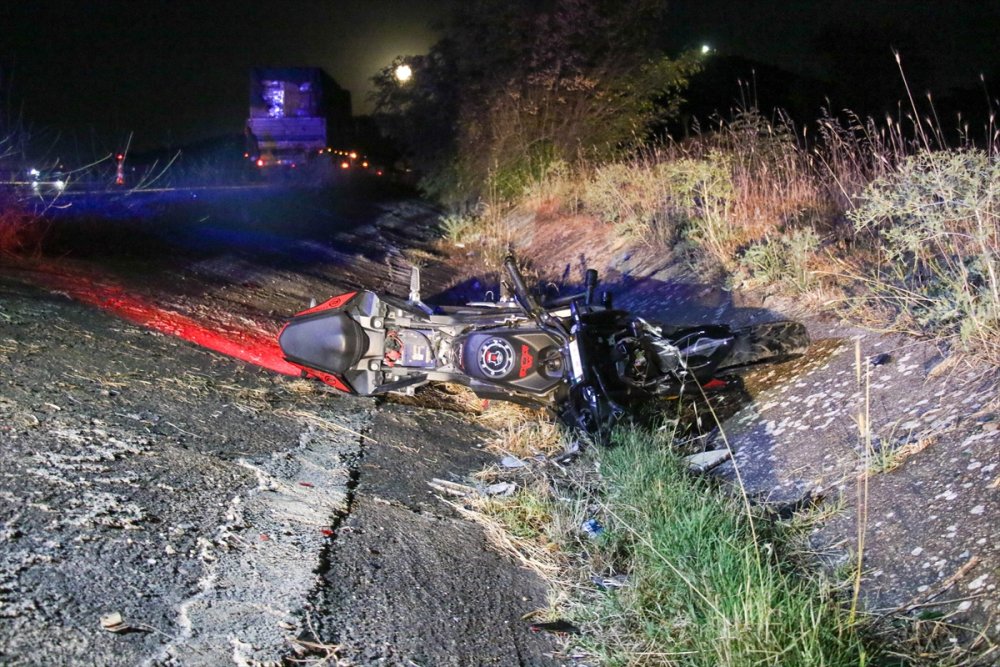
[{"left": 246, "top": 67, "right": 351, "bottom": 168}]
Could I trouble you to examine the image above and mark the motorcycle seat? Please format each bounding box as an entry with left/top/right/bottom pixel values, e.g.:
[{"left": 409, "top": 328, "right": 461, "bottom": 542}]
[{"left": 279, "top": 311, "right": 369, "bottom": 374}]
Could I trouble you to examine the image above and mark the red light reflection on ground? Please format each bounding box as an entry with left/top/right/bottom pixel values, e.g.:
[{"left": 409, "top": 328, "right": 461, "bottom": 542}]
[{"left": 34, "top": 266, "right": 300, "bottom": 376}]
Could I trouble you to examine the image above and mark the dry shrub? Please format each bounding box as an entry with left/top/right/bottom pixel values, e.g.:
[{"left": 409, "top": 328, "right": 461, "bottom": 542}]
[
  {"left": 0, "top": 202, "right": 42, "bottom": 257},
  {"left": 848, "top": 149, "right": 1000, "bottom": 359}
]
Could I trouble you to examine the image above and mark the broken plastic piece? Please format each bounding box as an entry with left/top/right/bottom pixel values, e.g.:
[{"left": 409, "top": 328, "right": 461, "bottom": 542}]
[
  {"left": 581, "top": 518, "right": 603, "bottom": 538},
  {"left": 100, "top": 612, "right": 129, "bottom": 633}
]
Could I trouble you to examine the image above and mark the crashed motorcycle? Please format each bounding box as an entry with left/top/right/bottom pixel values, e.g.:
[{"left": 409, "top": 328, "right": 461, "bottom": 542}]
[{"left": 278, "top": 256, "right": 809, "bottom": 436}]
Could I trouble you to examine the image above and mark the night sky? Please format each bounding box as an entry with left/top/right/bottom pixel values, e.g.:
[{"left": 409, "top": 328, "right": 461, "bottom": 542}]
[{"left": 1, "top": 1, "right": 998, "bottom": 154}]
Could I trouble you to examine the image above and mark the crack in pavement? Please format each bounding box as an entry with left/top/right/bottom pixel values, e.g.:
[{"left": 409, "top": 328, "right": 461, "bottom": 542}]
[{"left": 148, "top": 403, "right": 372, "bottom": 666}]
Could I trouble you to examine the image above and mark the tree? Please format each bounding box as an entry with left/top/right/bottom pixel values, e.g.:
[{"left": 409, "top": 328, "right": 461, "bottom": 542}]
[{"left": 372, "top": 0, "right": 700, "bottom": 202}]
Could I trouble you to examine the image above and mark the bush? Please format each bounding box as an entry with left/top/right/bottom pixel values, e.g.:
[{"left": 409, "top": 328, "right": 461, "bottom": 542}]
[
  {"left": 582, "top": 153, "right": 734, "bottom": 249},
  {"left": 848, "top": 150, "right": 1000, "bottom": 355},
  {"left": 741, "top": 227, "right": 821, "bottom": 292}
]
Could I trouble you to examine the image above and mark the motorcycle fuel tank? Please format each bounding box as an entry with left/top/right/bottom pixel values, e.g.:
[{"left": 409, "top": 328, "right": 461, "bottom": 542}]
[{"left": 459, "top": 330, "right": 564, "bottom": 394}]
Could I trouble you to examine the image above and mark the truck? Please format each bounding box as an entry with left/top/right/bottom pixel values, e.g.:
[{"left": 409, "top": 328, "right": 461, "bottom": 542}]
[{"left": 246, "top": 67, "right": 352, "bottom": 168}]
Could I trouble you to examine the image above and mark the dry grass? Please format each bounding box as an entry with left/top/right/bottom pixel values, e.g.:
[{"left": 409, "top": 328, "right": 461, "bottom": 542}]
[
  {"left": 476, "top": 400, "right": 567, "bottom": 458},
  {"left": 443, "top": 485, "right": 563, "bottom": 579}
]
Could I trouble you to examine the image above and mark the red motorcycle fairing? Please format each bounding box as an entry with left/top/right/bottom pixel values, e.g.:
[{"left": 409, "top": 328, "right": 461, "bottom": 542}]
[
  {"left": 293, "top": 292, "right": 358, "bottom": 317},
  {"left": 290, "top": 364, "right": 354, "bottom": 393}
]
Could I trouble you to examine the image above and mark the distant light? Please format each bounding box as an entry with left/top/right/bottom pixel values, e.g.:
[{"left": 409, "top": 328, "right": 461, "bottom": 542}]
[
  {"left": 256, "top": 158, "right": 265, "bottom": 167},
  {"left": 376, "top": 170, "right": 383, "bottom": 176},
  {"left": 361, "top": 161, "right": 369, "bottom": 168},
  {"left": 116, "top": 154, "right": 124, "bottom": 161},
  {"left": 394, "top": 64, "right": 412, "bottom": 83},
  {"left": 54, "top": 179, "right": 66, "bottom": 191},
  {"left": 340, "top": 161, "right": 350, "bottom": 169},
  {"left": 701, "top": 44, "right": 711, "bottom": 55},
  {"left": 349, "top": 151, "right": 357, "bottom": 160},
  {"left": 28, "top": 168, "right": 40, "bottom": 177}
]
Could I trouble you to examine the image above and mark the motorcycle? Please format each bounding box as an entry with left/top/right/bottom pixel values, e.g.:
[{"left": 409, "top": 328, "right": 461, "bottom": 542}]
[{"left": 278, "top": 256, "right": 809, "bottom": 436}]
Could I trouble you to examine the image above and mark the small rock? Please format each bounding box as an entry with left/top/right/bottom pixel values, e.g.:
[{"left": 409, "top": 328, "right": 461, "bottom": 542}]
[
  {"left": 869, "top": 353, "right": 892, "bottom": 366},
  {"left": 500, "top": 455, "right": 526, "bottom": 469},
  {"left": 485, "top": 482, "right": 516, "bottom": 496},
  {"left": 685, "top": 449, "right": 731, "bottom": 473}
]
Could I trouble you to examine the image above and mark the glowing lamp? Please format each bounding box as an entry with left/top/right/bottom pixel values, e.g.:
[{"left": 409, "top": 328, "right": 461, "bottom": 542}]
[
  {"left": 701, "top": 44, "right": 711, "bottom": 55},
  {"left": 257, "top": 158, "right": 265, "bottom": 167},
  {"left": 349, "top": 151, "right": 357, "bottom": 159},
  {"left": 340, "top": 161, "right": 350, "bottom": 169}
]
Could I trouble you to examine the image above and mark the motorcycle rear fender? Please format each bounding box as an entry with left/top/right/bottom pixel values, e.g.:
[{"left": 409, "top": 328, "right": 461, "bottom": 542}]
[{"left": 279, "top": 290, "right": 383, "bottom": 394}]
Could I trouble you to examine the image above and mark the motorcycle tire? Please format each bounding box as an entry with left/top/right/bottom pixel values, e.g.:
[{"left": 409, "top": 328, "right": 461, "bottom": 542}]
[{"left": 718, "top": 320, "right": 810, "bottom": 370}]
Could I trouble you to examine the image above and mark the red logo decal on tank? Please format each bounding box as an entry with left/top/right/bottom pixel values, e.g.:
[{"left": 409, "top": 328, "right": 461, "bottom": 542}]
[{"left": 519, "top": 345, "right": 534, "bottom": 378}]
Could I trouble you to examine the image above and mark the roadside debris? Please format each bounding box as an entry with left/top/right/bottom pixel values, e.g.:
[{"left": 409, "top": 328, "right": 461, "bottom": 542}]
[
  {"left": 428, "top": 478, "right": 518, "bottom": 497},
  {"left": 500, "top": 455, "right": 527, "bottom": 469},
  {"left": 591, "top": 574, "right": 628, "bottom": 590},
  {"left": 428, "top": 478, "right": 477, "bottom": 497},
  {"left": 580, "top": 519, "right": 603, "bottom": 539},
  {"left": 485, "top": 482, "right": 517, "bottom": 496},
  {"left": 100, "top": 612, "right": 129, "bottom": 633},
  {"left": 685, "top": 448, "right": 732, "bottom": 473}
]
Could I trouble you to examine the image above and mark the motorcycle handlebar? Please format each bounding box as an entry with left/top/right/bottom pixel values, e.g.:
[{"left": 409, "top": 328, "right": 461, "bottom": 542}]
[{"left": 503, "top": 255, "right": 540, "bottom": 316}]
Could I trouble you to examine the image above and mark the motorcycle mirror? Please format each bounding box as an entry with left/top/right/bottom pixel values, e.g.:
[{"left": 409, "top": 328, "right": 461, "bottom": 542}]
[
  {"left": 409, "top": 265, "right": 422, "bottom": 303},
  {"left": 408, "top": 265, "right": 434, "bottom": 316}
]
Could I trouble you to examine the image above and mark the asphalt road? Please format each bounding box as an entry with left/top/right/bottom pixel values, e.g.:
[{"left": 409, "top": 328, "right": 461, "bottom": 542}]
[{"left": 0, "top": 186, "right": 559, "bottom": 665}]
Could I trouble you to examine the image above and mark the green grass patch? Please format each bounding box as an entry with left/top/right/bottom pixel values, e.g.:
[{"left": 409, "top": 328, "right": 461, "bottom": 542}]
[{"left": 568, "top": 426, "right": 871, "bottom": 666}]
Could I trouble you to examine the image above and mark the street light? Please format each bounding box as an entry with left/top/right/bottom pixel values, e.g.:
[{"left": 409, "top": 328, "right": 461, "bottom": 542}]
[{"left": 394, "top": 64, "right": 413, "bottom": 83}]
